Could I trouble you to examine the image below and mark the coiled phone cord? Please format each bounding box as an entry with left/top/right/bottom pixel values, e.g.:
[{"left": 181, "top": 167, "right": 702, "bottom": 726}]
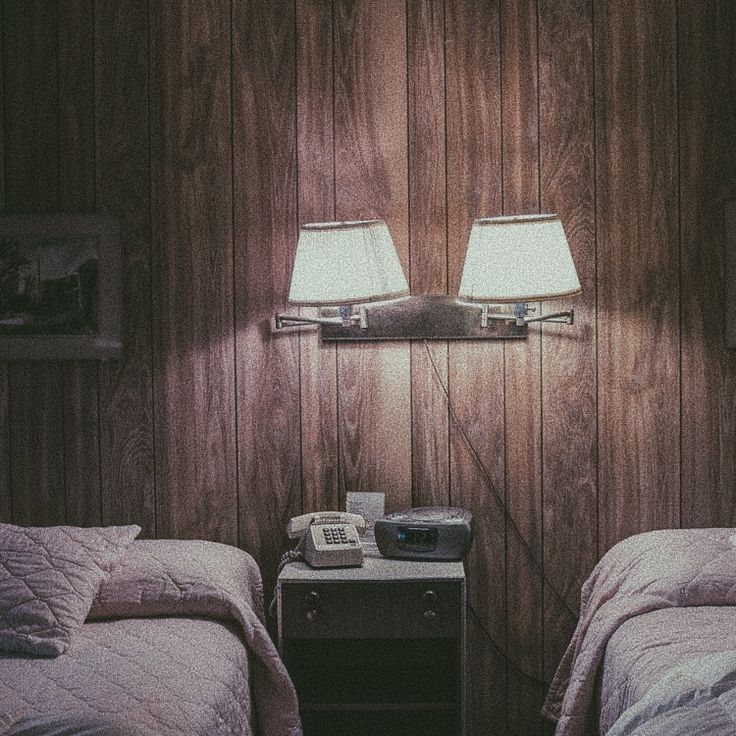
[{"left": 268, "top": 548, "right": 304, "bottom": 620}]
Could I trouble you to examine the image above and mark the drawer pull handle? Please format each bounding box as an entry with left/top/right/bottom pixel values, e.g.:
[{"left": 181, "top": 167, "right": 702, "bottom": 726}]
[
  {"left": 423, "top": 609, "right": 439, "bottom": 620},
  {"left": 306, "top": 608, "right": 319, "bottom": 622},
  {"left": 422, "top": 590, "right": 438, "bottom": 605},
  {"left": 305, "top": 590, "right": 320, "bottom": 606}
]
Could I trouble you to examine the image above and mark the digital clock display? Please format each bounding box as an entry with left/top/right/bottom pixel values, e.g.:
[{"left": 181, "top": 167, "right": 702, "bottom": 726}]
[{"left": 397, "top": 526, "right": 438, "bottom": 551}]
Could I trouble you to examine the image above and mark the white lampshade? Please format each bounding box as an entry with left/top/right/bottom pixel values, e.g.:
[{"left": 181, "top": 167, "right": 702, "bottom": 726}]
[
  {"left": 287, "top": 219, "right": 409, "bottom": 306},
  {"left": 457, "top": 213, "right": 581, "bottom": 302}
]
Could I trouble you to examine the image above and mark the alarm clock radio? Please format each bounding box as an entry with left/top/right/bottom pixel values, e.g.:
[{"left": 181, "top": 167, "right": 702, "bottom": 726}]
[{"left": 375, "top": 506, "right": 474, "bottom": 561}]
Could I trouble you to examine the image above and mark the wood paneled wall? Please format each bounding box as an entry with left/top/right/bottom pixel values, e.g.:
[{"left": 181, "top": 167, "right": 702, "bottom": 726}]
[{"left": 1, "top": 2, "right": 734, "bottom": 734}]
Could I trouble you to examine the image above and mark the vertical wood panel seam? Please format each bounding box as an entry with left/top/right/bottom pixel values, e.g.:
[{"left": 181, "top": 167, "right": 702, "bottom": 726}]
[
  {"left": 331, "top": 1, "right": 340, "bottom": 504},
  {"left": 499, "top": 2, "right": 510, "bottom": 725},
  {"left": 146, "top": 0, "right": 158, "bottom": 538},
  {"left": 0, "top": 0, "right": 5, "bottom": 208},
  {"left": 293, "top": 0, "right": 304, "bottom": 516},
  {"left": 405, "top": 0, "right": 412, "bottom": 506},
  {"left": 675, "top": 0, "right": 683, "bottom": 529},
  {"left": 330, "top": 0, "right": 337, "bottom": 220},
  {"left": 89, "top": 0, "right": 98, "bottom": 213},
  {"left": 592, "top": 0, "right": 600, "bottom": 559},
  {"left": 404, "top": 0, "right": 412, "bottom": 290},
  {"left": 498, "top": 3, "right": 505, "bottom": 215},
  {"left": 442, "top": 0, "right": 452, "bottom": 506},
  {"left": 230, "top": 0, "right": 242, "bottom": 536},
  {"left": 535, "top": 0, "right": 545, "bottom": 714},
  {"left": 0, "top": 0, "right": 12, "bottom": 523},
  {"left": 54, "top": 2, "right": 70, "bottom": 524},
  {"left": 92, "top": 0, "right": 104, "bottom": 526},
  {"left": 442, "top": 0, "right": 449, "bottom": 295}
]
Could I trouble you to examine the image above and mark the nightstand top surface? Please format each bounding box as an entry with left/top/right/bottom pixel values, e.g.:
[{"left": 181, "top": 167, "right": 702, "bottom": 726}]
[{"left": 278, "top": 544, "right": 466, "bottom": 583}]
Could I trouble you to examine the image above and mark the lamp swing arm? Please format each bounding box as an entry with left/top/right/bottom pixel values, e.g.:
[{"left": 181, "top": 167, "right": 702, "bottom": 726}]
[
  {"left": 276, "top": 305, "right": 368, "bottom": 330},
  {"left": 480, "top": 303, "right": 575, "bottom": 328}
]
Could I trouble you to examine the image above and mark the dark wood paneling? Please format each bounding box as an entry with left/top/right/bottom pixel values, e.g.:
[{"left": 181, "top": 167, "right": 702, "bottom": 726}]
[
  {"left": 0, "top": 365, "right": 8, "bottom": 522},
  {"left": 3, "top": 3, "right": 734, "bottom": 734},
  {"left": 95, "top": 0, "right": 155, "bottom": 534},
  {"left": 408, "top": 0, "right": 450, "bottom": 508},
  {"left": 8, "top": 368, "right": 65, "bottom": 526},
  {"left": 538, "top": 0, "right": 597, "bottom": 688},
  {"left": 596, "top": 0, "right": 680, "bottom": 553},
  {"left": 4, "top": 0, "right": 66, "bottom": 526},
  {"left": 334, "top": 0, "right": 412, "bottom": 511},
  {"left": 58, "top": 0, "right": 101, "bottom": 527},
  {"left": 234, "top": 0, "right": 301, "bottom": 584},
  {"left": 0, "top": 3, "right": 8, "bottom": 524},
  {"left": 680, "top": 1, "right": 736, "bottom": 527},
  {"left": 500, "top": 1, "right": 544, "bottom": 732},
  {"left": 445, "top": 1, "right": 507, "bottom": 732},
  {"left": 62, "top": 363, "right": 101, "bottom": 526},
  {"left": 149, "top": 0, "right": 237, "bottom": 543},
  {"left": 296, "top": 0, "right": 339, "bottom": 514}
]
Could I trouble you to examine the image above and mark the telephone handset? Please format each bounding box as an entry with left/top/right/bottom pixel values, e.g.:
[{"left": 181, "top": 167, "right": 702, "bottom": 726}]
[{"left": 287, "top": 511, "right": 365, "bottom": 568}]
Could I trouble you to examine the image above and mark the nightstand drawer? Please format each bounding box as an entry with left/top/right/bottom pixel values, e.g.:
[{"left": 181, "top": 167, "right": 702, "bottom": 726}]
[{"left": 281, "top": 581, "right": 461, "bottom": 639}]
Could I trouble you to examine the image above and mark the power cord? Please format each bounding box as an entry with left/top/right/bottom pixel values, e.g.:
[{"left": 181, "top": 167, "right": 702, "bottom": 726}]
[
  {"left": 422, "top": 339, "right": 582, "bottom": 691},
  {"left": 422, "top": 339, "right": 579, "bottom": 624}
]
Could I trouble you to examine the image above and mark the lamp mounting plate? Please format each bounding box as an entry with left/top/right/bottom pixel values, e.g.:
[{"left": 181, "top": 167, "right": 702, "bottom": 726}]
[{"left": 320, "top": 295, "right": 526, "bottom": 342}]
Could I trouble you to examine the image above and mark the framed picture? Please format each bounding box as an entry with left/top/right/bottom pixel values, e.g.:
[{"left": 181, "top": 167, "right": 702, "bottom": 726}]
[
  {"left": 0, "top": 213, "right": 122, "bottom": 360},
  {"left": 726, "top": 199, "right": 736, "bottom": 350}
]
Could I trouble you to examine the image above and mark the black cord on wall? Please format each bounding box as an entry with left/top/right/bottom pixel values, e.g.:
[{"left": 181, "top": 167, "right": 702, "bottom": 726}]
[{"left": 423, "top": 340, "right": 580, "bottom": 689}]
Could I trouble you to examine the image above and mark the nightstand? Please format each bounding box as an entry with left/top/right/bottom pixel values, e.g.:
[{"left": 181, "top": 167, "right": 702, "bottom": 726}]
[{"left": 276, "top": 547, "right": 466, "bottom": 736}]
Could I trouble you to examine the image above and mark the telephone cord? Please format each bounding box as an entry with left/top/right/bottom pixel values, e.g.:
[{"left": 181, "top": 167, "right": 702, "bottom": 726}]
[{"left": 268, "top": 549, "right": 304, "bottom": 620}]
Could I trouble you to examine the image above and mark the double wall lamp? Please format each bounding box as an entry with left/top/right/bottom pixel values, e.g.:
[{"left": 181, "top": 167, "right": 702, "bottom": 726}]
[{"left": 275, "top": 214, "right": 580, "bottom": 341}]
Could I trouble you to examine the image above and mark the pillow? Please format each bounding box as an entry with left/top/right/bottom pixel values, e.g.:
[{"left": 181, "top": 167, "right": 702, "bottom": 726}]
[{"left": 0, "top": 523, "right": 141, "bottom": 656}]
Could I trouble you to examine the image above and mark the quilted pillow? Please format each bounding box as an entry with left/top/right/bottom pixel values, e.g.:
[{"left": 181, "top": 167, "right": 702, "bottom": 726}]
[{"left": 0, "top": 523, "right": 141, "bottom": 656}]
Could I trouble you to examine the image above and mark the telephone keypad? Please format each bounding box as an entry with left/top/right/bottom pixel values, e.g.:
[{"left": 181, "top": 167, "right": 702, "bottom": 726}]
[{"left": 322, "top": 526, "right": 349, "bottom": 545}]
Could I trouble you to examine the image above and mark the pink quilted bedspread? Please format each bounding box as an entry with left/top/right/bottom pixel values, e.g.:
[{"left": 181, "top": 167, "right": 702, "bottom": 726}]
[
  {"left": 0, "top": 539, "right": 302, "bottom": 736},
  {"left": 543, "top": 528, "right": 736, "bottom": 736}
]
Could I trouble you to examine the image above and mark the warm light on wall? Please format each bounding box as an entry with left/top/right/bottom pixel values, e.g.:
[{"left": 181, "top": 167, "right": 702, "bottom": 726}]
[{"left": 276, "top": 214, "right": 580, "bottom": 340}]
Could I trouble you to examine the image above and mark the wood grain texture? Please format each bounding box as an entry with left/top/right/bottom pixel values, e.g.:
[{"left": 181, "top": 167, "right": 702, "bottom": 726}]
[
  {"left": 3, "top": 0, "right": 66, "bottom": 526},
  {"left": 0, "top": 10, "right": 8, "bottom": 523},
  {"left": 0, "top": 364, "right": 9, "bottom": 522},
  {"left": 296, "top": 0, "right": 339, "bottom": 514},
  {"left": 4, "top": 4, "right": 734, "bottom": 732},
  {"left": 407, "top": 0, "right": 449, "bottom": 507},
  {"left": 150, "top": 0, "right": 237, "bottom": 544},
  {"left": 234, "top": 0, "right": 301, "bottom": 585},
  {"left": 679, "top": 1, "right": 736, "bottom": 527},
  {"left": 445, "top": 1, "right": 507, "bottom": 732},
  {"left": 95, "top": 0, "right": 155, "bottom": 534},
  {"left": 596, "top": 0, "right": 680, "bottom": 553},
  {"left": 500, "top": 1, "right": 544, "bottom": 731},
  {"left": 538, "top": 0, "right": 597, "bottom": 685},
  {"left": 57, "top": 0, "right": 101, "bottom": 527},
  {"left": 334, "top": 0, "right": 412, "bottom": 511},
  {"left": 9, "top": 367, "right": 65, "bottom": 525}
]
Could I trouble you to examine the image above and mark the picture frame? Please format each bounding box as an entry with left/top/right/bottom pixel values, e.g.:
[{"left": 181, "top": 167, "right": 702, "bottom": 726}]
[{"left": 0, "top": 213, "right": 122, "bottom": 360}]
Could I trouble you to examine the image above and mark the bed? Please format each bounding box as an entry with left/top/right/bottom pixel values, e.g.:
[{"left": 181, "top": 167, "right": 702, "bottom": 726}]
[
  {"left": 543, "top": 528, "right": 736, "bottom": 736},
  {"left": 0, "top": 528, "right": 302, "bottom": 736}
]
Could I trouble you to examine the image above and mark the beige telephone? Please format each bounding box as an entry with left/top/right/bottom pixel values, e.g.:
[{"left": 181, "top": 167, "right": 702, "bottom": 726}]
[{"left": 287, "top": 512, "right": 365, "bottom": 568}]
